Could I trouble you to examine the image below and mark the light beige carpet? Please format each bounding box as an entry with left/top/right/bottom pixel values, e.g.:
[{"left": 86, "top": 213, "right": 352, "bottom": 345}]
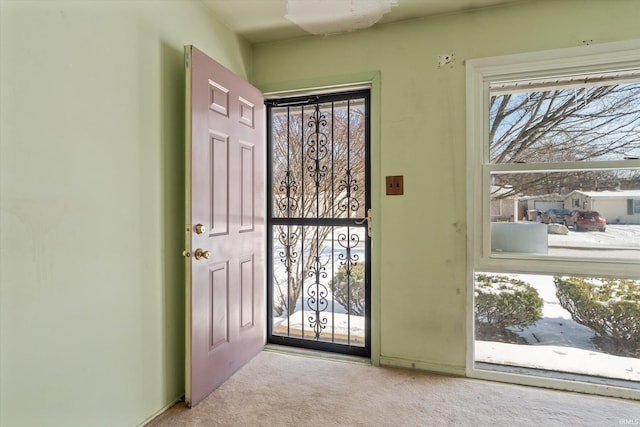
[{"left": 147, "top": 349, "right": 639, "bottom": 427}]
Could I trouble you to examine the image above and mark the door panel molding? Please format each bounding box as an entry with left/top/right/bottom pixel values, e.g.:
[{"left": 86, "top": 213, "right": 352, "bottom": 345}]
[
  {"left": 239, "top": 141, "right": 255, "bottom": 232},
  {"left": 209, "top": 261, "right": 229, "bottom": 351},
  {"left": 209, "top": 131, "right": 229, "bottom": 236},
  {"left": 240, "top": 254, "right": 255, "bottom": 329},
  {"left": 208, "top": 80, "right": 229, "bottom": 116}
]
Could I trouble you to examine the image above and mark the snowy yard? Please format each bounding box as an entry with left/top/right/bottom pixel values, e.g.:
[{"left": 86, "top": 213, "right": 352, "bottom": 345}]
[
  {"left": 475, "top": 273, "right": 640, "bottom": 382},
  {"left": 547, "top": 224, "right": 640, "bottom": 259},
  {"left": 481, "top": 226, "right": 640, "bottom": 383}
]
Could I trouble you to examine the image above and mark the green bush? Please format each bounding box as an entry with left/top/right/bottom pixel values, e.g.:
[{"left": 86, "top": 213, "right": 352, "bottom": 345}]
[
  {"left": 555, "top": 276, "right": 640, "bottom": 357},
  {"left": 475, "top": 274, "right": 543, "bottom": 343},
  {"left": 331, "top": 263, "right": 365, "bottom": 316}
]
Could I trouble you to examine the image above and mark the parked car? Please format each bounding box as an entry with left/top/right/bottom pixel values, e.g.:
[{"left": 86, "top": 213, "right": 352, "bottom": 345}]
[
  {"left": 540, "top": 208, "right": 572, "bottom": 224},
  {"left": 565, "top": 210, "right": 606, "bottom": 232}
]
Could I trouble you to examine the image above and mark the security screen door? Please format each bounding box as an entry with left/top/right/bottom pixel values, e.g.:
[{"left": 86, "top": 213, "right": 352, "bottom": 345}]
[{"left": 266, "top": 91, "right": 371, "bottom": 357}]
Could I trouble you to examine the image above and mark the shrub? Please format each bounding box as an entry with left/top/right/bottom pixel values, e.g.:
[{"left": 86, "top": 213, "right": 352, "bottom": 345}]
[
  {"left": 475, "top": 274, "right": 543, "bottom": 343},
  {"left": 330, "top": 263, "right": 365, "bottom": 316},
  {"left": 555, "top": 276, "right": 640, "bottom": 357}
]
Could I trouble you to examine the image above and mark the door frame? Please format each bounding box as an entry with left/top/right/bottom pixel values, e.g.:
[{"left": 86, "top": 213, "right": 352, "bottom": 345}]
[{"left": 260, "top": 72, "right": 381, "bottom": 364}]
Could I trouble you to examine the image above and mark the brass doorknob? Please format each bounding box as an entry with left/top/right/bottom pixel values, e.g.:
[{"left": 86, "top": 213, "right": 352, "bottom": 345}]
[
  {"left": 194, "top": 224, "right": 206, "bottom": 234},
  {"left": 194, "top": 248, "right": 210, "bottom": 260}
]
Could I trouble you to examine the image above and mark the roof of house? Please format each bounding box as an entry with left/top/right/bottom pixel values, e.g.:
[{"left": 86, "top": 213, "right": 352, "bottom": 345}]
[
  {"left": 567, "top": 190, "right": 640, "bottom": 199},
  {"left": 517, "top": 193, "right": 564, "bottom": 201}
]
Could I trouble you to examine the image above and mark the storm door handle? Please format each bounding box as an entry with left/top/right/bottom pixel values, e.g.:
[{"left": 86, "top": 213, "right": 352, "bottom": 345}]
[{"left": 355, "top": 208, "right": 372, "bottom": 237}]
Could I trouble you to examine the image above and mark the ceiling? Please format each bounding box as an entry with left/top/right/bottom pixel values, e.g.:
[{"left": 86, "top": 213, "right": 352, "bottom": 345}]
[{"left": 201, "top": 0, "right": 524, "bottom": 44}]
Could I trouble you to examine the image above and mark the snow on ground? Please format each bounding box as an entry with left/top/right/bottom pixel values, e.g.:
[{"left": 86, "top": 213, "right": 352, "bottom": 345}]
[
  {"left": 547, "top": 224, "right": 640, "bottom": 249},
  {"left": 513, "top": 274, "right": 597, "bottom": 350},
  {"left": 476, "top": 341, "right": 640, "bottom": 381},
  {"left": 475, "top": 272, "right": 640, "bottom": 382},
  {"left": 274, "top": 310, "right": 365, "bottom": 338},
  {"left": 547, "top": 224, "right": 640, "bottom": 259}
]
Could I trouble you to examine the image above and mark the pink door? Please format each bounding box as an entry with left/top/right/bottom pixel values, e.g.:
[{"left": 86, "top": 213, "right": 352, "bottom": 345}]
[{"left": 184, "top": 45, "right": 265, "bottom": 407}]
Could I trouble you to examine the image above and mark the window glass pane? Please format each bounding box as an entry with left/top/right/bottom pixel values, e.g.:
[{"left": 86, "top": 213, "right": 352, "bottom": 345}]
[
  {"left": 271, "top": 105, "right": 302, "bottom": 218},
  {"left": 490, "top": 170, "right": 640, "bottom": 260},
  {"left": 270, "top": 100, "right": 367, "bottom": 219},
  {"left": 489, "top": 82, "right": 640, "bottom": 164},
  {"left": 271, "top": 225, "right": 365, "bottom": 346},
  {"left": 474, "top": 272, "right": 640, "bottom": 386}
]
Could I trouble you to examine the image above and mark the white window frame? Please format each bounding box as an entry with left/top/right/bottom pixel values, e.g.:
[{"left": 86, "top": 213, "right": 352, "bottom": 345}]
[{"left": 465, "top": 39, "right": 640, "bottom": 400}]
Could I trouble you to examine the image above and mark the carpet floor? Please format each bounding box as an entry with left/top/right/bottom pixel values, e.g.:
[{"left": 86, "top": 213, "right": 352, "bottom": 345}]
[{"left": 146, "top": 349, "right": 639, "bottom": 427}]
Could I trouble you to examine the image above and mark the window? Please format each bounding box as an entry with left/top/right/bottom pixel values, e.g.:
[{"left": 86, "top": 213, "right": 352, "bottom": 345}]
[{"left": 466, "top": 41, "right": 640, "bottom": 398}]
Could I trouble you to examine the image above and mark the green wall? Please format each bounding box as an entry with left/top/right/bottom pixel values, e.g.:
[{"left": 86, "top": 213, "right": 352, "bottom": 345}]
[
  {"left": 1, "top": 0, "right": 639, "bottom": 425},
  {"left": 0, "top": 1, "right": 250, "bottom": 425},
  {"left": 251, "top": 0, "right": 640, "bottom": 373}
]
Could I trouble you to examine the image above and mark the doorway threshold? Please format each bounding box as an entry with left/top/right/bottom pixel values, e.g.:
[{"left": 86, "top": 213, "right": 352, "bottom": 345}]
[{"left": 264, "top": 344, "right": 371, "bottom": 366}]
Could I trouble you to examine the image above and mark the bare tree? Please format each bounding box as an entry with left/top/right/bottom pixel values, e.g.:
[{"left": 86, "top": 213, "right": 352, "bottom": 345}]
[
  {"left": 490, "top": 82, "right": 640, "bottom": 198},
  {"left": 271, "top": 100, "right": 366, "bottom": 317}
]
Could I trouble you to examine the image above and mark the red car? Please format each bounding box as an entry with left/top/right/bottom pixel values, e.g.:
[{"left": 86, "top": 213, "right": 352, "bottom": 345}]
[{"left": 565, "top": 210, "right": 606, "bottom": 232}]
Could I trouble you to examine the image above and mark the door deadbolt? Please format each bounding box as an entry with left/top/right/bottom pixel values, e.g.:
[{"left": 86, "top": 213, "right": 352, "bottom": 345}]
[
  {"left": 194, "top": 224, "right": 206, "bottom": 234},
  {"left": 194, "top": 248, "right": 210, "bottom": 260}
]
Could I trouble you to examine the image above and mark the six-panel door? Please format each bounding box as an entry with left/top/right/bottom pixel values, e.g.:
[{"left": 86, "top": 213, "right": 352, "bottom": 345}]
[{"left": 185, "top": 45, "right": 265, "bottom": 407}]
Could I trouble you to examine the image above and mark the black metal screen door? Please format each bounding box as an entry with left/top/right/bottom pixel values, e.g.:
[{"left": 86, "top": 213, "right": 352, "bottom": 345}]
[{"left": 266, "top": 90, "right": 371, "bottom": 357}]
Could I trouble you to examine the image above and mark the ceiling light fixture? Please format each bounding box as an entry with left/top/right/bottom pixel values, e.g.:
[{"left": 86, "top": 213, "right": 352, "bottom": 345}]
[{"left": 285, "top": 0, "right": 398, "bottom": 36}]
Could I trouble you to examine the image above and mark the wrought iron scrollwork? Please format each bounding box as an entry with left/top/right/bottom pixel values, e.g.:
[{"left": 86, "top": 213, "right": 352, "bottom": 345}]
[
  {"left": 307, "top": 254, "right": 328, "bottom": 339},
  {"left": 306, "top": 105, "right": 329, "bottom": 187},
  {"left": 338, "top": 230, "right": 361, "bottom": 275},
  {"left": 337, "top": 168, "right": 360, "bottom": 214},
  {"left": 277, "top": 227, "right": 299, "bottom": 273},
  {"left": 307, "top": 286, "right": 329, "bottom": 339},
  {"left": 277, "top": 171, "right": 298, "bottom": 215}
]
